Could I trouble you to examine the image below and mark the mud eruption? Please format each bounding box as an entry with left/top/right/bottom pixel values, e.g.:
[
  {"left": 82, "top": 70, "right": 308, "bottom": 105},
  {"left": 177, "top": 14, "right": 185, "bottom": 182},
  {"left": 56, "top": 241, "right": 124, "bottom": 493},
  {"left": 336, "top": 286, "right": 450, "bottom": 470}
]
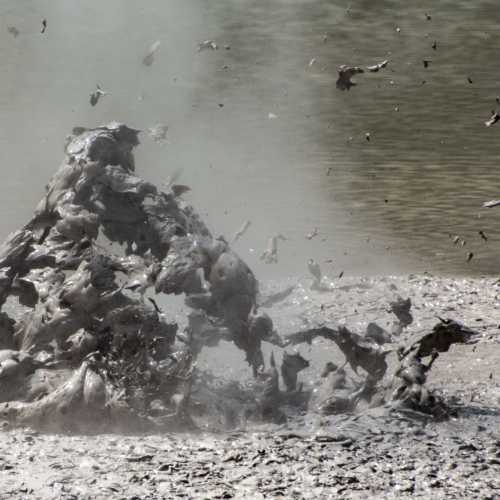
[{"left": 0, "top": 124, "right": 482, "bottom": 431}]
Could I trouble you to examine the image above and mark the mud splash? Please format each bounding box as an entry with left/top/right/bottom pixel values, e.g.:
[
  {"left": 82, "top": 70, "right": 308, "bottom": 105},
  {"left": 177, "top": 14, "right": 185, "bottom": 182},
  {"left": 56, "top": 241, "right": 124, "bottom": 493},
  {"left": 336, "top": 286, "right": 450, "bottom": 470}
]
[
  {"left": 0, "top": 124, "right": 490, "bottom": 435},
  {"left": 0, "top": 123, "right": 279, "bottom": 431}
]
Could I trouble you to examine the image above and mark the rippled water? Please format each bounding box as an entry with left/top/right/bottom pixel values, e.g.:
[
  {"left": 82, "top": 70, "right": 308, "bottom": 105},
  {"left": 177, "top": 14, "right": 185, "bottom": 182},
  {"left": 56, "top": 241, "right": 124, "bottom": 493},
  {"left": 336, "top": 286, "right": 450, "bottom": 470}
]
[{"left": 1, "top": 0, "right": 499, "bottom": 279}]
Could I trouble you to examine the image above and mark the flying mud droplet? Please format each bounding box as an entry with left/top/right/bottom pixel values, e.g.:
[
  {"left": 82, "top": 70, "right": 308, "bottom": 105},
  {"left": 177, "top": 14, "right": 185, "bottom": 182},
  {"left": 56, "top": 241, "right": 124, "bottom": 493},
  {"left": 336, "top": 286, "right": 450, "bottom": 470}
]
[
  {"left": 197, "top": 40, "right": 218, "bottom": 52},
  {"left": 147, "top": 124, "right": 168, "bottom": 144},
  {"left": 484, "top": 111, "right": 499, "bottom": 127},
  {"left": 142, "top": 40, "right": 161, "bottom": 67},
  {"left": 482, "top": 199, "right": 500, "bottom": 208},
  {"left": 260, "top": 234, "right": 286, "bottom": 264},
  {"left": 7, "top": 26, "right": 19, "bottom": 38},
  {"left": 89, "top": 84, "right": 107, "bottom": 107},
  {"left": 366, "top": 60, "right": 388, "bottom": 72},
  {"left": 305, "top": 227, "right": 318, "bottom": 240},
  {"left": 231, "top": 220, "right": 251, "bottom": 244},
  {"left": 163, "top": 167, "right": 183, "bottom": 191},
  {"left": 336, "top": 65, "right": 364, "bottom": 90},
  {"left": 170, "top": 184, "right": 191, "bottom": 198}
]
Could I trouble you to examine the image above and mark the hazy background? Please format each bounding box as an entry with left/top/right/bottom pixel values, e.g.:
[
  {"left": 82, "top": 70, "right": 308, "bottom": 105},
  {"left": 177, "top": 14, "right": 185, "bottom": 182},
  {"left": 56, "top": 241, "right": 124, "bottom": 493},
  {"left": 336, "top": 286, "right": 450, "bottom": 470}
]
[{"left": 1, "top": 0, "right": 500, "bottom": 281}]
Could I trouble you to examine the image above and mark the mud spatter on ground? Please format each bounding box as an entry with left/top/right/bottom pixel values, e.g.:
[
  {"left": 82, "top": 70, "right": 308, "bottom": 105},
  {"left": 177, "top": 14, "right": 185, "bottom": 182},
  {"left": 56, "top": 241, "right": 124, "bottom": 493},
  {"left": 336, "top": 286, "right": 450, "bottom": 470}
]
[
  {"left": 1, "top": 416, "right": 499, "bottom": 499},
  {"left": 1, "top": 274, "right": 499, "bottom": 499}
]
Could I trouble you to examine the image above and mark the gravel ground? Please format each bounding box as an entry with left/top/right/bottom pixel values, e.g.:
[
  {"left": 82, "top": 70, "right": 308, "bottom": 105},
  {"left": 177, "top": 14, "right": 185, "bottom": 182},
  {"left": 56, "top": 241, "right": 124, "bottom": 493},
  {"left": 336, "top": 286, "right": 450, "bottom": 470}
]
[{"left": 1, "top": 274, "right": 499, "bottom": 499}]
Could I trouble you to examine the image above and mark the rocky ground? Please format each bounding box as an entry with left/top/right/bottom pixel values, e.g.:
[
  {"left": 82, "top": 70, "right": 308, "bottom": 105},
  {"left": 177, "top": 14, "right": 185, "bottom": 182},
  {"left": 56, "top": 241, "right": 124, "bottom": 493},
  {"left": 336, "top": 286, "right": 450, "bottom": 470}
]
[{"left": 1, "top": 274, "right": 499, "bottom": 499}]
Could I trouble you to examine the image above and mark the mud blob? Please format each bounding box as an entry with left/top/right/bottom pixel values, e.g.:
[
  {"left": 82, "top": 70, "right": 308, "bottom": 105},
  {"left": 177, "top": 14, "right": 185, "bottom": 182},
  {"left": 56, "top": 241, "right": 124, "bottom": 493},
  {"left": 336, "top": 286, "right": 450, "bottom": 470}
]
[{"left": 0, "top": 123, "right": 279, "bottom": 431}]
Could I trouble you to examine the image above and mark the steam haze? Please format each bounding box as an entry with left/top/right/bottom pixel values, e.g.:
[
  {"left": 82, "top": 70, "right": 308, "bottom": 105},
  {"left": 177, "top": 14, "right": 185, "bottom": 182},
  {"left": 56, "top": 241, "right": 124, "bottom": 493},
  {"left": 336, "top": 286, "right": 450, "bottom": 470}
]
[{"left": 1, "top": 0, "right": 500, "bottom": 281}]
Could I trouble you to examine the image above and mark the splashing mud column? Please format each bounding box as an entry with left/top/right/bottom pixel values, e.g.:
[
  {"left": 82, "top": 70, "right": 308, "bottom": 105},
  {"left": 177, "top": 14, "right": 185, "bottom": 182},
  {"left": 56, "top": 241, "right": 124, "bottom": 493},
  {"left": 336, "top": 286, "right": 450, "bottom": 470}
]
[
  {"left": 0, "top": 123, "right": 484, "bottom": 431},
  {"left": 0, "top": 123, "right": 277, "bottom": 430}
]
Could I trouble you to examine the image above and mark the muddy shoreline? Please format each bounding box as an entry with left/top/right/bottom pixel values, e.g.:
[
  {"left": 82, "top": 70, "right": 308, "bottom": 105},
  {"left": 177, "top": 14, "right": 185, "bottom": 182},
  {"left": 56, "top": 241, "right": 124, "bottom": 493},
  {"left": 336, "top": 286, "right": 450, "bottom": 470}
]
[{"left": 1, "top": 274, "right": 498, "bottom": 499}]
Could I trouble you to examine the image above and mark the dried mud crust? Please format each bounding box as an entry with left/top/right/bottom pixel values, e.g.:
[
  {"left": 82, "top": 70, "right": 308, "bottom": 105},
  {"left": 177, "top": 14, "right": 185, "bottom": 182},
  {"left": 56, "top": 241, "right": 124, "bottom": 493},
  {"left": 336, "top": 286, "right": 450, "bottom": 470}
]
[
  {"left": 0, "top": 418, "right": 499, "bottom": 499},
  {"left": 1, "top": 274, "right": 499, "bottom": 499}
]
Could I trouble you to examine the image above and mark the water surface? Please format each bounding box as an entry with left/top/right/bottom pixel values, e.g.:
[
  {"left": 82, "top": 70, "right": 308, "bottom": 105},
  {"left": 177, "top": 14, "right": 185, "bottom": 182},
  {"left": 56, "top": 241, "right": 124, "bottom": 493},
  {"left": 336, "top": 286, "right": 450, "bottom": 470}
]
[{"left": 1, "top": 0, "right": 499, "bottom": 280}]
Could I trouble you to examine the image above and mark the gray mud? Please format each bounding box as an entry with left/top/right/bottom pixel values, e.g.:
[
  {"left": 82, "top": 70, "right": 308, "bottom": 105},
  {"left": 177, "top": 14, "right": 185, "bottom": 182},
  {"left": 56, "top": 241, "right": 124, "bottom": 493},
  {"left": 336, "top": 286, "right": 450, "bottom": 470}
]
[
  {"left": 1, "top": 274, "right": 499, "bottom": 499},
  {"left": 1, "top": 417, "right": 499, "bottom": 499}
]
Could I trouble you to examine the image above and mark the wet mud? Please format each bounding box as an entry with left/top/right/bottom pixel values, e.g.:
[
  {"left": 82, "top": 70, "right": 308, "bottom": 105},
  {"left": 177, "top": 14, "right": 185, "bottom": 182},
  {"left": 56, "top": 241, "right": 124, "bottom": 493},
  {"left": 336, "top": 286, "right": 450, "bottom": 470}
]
[
  {"left": 0, "top": 125, "right": 498, "bottom": 498},
  {"left": 1, "top": 272, "right": 499, "bottom": 498}
]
